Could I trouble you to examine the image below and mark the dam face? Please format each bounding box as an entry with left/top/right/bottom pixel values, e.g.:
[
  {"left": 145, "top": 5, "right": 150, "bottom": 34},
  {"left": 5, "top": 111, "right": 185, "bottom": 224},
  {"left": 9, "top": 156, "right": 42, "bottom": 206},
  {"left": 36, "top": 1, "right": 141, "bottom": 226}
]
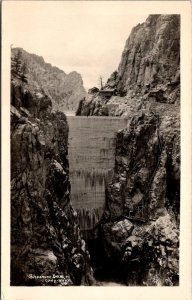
[{"left": 67, "top": 116, "right": 128, "bottom": 230}]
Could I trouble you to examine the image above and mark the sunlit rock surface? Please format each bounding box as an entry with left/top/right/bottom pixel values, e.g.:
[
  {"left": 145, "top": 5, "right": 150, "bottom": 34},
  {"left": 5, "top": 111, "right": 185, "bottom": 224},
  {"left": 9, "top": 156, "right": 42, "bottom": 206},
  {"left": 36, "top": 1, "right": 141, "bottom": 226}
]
[{"left": 67, "top": 116, "right": 128, "bottom": 229}]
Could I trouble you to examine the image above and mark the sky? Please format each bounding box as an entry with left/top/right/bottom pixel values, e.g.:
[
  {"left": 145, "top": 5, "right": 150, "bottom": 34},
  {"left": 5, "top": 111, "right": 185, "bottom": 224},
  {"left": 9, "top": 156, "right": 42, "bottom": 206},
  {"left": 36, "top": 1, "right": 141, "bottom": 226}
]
[{"left": 4, "top": 1, "right": 148, "bottom": 89}]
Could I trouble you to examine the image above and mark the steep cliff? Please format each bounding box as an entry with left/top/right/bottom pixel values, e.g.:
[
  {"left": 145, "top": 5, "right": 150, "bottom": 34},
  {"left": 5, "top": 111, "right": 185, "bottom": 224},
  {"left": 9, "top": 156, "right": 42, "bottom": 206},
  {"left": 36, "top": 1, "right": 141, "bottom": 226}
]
[
  {"left": 76, "top": 15, "right": 180, "bottom": 286},
  {"left": 11, "top": 54, "right": 93, "bottom": 285},
  {"left": 12, "top": 48, "right": 86, "bottom": 113},
  {"left": 111, "top": 14, "right": 180, "bottom": 95},
  {"left": 77, "top": 14, "right": 180, "bottom": 116}
]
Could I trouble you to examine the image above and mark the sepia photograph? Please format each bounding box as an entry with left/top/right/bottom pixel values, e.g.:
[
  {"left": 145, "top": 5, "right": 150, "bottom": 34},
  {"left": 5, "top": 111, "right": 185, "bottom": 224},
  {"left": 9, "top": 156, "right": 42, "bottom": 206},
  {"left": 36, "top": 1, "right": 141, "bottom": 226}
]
[{"left": 1, "top": 1, "right": 191, "bottom": 299}]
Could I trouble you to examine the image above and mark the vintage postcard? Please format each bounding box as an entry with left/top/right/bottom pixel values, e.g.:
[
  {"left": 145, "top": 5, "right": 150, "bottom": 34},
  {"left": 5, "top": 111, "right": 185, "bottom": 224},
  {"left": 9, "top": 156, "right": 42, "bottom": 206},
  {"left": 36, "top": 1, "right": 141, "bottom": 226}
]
[{"left": 1, "top": 1, "right": 191, "bottom": 299}]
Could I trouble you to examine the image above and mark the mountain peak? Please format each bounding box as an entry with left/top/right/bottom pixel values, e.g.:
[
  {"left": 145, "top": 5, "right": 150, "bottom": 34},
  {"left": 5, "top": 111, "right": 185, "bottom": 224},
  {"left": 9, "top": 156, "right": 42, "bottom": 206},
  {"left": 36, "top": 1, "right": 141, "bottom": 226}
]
[{"left": 11, "top": 48, "right": 86, "bottom": 112}]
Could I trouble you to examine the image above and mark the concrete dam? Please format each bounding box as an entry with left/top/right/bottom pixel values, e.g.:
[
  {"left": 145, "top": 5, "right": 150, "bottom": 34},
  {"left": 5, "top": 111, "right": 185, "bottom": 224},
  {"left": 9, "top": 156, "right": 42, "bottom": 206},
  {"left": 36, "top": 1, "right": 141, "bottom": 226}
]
[{"left": 67, "top": 116, "right": 128, "bottom": 230}]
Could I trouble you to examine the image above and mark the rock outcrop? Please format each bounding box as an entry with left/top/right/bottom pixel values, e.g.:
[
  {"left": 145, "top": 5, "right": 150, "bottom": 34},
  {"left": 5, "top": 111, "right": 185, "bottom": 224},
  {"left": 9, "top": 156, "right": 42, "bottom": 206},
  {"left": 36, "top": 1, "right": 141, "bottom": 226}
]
[
  {"left": 101, "top": 214, "right": 179, "bottom": 286},
  {"left": 76, "top": 15, "right": 180, "bottom": 286},
  {"left": 11, "top": 54, "right": 93, "bottom": 285},
  {"left": 12, "top": 48, "right": 86, "bottom": 113}
]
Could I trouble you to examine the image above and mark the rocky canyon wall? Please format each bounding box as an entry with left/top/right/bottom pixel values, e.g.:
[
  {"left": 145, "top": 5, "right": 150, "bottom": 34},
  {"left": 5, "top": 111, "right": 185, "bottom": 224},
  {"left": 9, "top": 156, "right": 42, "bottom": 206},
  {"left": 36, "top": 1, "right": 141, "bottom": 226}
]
[
  {"left": 11, "top": 53, "right": 93, "bottom": 285},
  {"left": 101, "top": 110, "right": 180, "bottom": 285}
]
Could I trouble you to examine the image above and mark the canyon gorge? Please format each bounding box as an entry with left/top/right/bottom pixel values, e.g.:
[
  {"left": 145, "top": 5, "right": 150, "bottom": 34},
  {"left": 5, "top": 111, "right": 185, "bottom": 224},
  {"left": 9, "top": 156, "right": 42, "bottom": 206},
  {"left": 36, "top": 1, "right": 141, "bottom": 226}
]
[{"left": 11, "top": 14, "right": 180, "bottom": 286}]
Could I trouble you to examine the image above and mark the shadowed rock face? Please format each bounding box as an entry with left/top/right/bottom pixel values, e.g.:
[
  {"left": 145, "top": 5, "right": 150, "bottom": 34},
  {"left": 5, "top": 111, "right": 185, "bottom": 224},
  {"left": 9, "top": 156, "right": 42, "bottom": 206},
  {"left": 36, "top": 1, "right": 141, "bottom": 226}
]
[
  {"left": 100, "top": 111, "right": 180, "bottom": 285},
  {"left": 106, "top": 111, "right": 180, "bottom": 219},
  {"left": 11, "top": 54, "right": 94, "bottom": 286}
]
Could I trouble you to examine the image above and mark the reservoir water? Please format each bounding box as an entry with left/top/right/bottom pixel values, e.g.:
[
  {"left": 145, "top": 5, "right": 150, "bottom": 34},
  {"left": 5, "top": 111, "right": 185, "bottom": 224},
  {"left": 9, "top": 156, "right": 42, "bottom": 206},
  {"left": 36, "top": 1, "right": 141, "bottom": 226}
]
[{"left": 67, "top": 116, "right": 128, "bottom": 230}]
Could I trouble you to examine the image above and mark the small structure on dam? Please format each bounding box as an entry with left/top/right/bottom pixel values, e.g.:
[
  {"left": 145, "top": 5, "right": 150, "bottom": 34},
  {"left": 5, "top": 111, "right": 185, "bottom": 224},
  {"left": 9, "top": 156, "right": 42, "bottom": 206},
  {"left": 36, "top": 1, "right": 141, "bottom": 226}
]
[{"left": 67, "top": 116, "right": 128, "bottom": 230}]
